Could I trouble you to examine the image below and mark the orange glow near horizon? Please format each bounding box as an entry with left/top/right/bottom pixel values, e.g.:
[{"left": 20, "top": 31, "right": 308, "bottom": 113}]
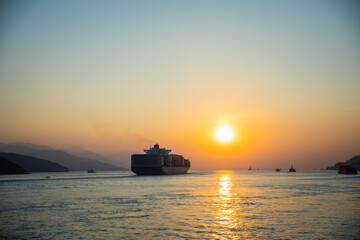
[{"left": 180, "top": 116, "right": 258, "bottom": 167}]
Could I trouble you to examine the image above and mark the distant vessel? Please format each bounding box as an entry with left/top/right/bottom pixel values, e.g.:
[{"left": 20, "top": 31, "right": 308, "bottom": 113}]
[
  {"left": 288, "top": 165, "right": 296, "bottom": 172},
  {"left": 131, "top": 144, "right": 190, "bottom": 175},
  {"left": 87, "top": 169, "right": 96, "bottom": 173},
  {"left": 276, "top": 168, "right": 281, "bottom": 172},
  {"left": 248, "top": 165, "right": 252, "bottom": 171},
  {"left": 338, "top": 165, "right": 358, "bottom": 175}
]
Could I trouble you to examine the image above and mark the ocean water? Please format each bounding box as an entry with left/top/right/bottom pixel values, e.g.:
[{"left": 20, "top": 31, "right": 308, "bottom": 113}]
[{"left": 0, "top": 170, "right": 359, "bottom": 239}]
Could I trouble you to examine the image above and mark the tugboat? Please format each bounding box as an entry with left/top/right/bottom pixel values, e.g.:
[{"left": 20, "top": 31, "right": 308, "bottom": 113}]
[
  {"left": 131, "top": 144, "right": 190, "bottom": 175},
  {"left": 87, "top": 168, "right": 96, "bottom": 173},
  {"left": 338, "top": 165, "right": 358, "bottom": 175},
  {"left": 288, "top": 164, "right": 296, "bottom": 172}
]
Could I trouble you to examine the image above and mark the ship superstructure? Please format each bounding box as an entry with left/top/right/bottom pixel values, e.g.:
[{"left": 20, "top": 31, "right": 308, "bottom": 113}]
[{"left": 131, "top": 144, "right": 190, "bottom": 175}]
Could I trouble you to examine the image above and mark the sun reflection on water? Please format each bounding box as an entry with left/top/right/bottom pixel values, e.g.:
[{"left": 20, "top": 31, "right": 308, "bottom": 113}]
[
  {"left": 213, "top": 171, "right": 239, "bottom": 239},
  {"left": 219, "top": 174, "right": 232, "bottom": 197}
]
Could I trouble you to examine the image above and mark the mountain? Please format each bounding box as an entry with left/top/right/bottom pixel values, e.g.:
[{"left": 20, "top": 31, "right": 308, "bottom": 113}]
[
  {"left": 3, "top": 142, "right": 53, "bottom": 151},
  {"left": 63, "top": 146, "right": 87, "bottom": 153},
  {"left": 29, "top": 150, "right": 126, "bottom": 171},
  {"left": 0, "top": 152, "right": 69, "bottom": 172},
  {"left": 64, "top": 148, "right": 131, "bottom": 169},
  {"left": 1, "top": 145, "right": 42, "bottom": 156},
  {"left": 64, "top": 149, "right": 109, "bottom": 163},
  {"left": 0, "top": 142, "right": 54, "bottom": 156},
  {"left": 0, "top": 142, "right": 128, "bottom": 171},
  {"left": 0, "top": 157, "right": 28, "bottom": 174},
  {"left": 327, "top": 155, "right": 360, "bottom": 170},
  {"left": 107, "top": 150, "right": 133, "bottom": 169}
]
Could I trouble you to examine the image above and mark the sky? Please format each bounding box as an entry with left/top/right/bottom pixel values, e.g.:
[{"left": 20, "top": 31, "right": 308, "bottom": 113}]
[{"left": 0, "top": 0, "right": 359, "bottom": 169}]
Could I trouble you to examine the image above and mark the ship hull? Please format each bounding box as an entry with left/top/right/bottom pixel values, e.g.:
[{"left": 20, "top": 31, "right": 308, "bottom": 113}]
[{"left": 132, "top": 166, "right": 190, "bottom": 175}]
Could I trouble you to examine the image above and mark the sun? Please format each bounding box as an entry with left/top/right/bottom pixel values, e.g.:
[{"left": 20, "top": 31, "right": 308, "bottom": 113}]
[{"left": 214, "top": 126, "right": 234, "bottom": 143}]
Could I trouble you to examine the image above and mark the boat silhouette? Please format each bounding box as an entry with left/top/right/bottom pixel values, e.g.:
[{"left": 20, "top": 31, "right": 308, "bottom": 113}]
[
  {"left": 288, "top": 165, "right": 296, "bottom": 172},
  {"left": 131, "top": 144, "right": 190, "bottom": 175}
]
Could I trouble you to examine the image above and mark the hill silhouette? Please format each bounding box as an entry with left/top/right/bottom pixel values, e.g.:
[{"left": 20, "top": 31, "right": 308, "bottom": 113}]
[
  {"left": 65, "top": 148, "right": 132, "bottom": 169},
  {"left": 30, "top": 150, "right": 125, "bottom": 171},
  {"left": 0, "top": 153, "right": 69, "bottom": 172},
  {"left": 1, "top": 145, "right": 40, "bottom": 156},
  {"left": 63, "top": 147, "right": 131, "bottom": 168},
  {"left": 327, "top": 155, "right": 360, "bottom": 170},
  {"left": 0, "top": 143, "right": 127, "bottom": 171},
  {"left": 106, "top": 150, "right": 132, "bottom": 169},
  {"left": 0, "top": 157, "right": 28, "bottom": 174}
]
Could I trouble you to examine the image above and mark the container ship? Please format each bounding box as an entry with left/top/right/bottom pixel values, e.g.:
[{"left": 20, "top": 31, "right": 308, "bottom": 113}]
[{"left": 131, "top": 144, "right": 190, "bottom": 175}]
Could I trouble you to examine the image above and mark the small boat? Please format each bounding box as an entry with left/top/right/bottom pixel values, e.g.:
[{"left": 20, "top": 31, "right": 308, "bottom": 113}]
[
  {"left": 288, "top": 164, "right": 296, "bottom": 172},
  {"left": 338, "top": 165, "right": 358, "bottom": 175},
  {"left": 45, "top": 176, "right": 51, "bottom": 179},
  {"left": 87, "top": 169, "right": 96, "bottom": 173},
  {"left": 276, "top": 168, "right": 281, "bottom": 172},
  {"left": 248, "top": 165, "right": 252, "bottom": 171}
]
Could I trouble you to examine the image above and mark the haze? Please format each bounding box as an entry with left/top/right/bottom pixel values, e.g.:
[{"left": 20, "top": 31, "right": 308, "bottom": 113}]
[{"left": 0, "top": 0, "right": 359, "bottom": 170}]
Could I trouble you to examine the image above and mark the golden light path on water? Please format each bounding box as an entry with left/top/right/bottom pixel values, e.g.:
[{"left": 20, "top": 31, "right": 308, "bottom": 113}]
[{"left": 213, "top": 171, "right": 238, "bottom": 239}]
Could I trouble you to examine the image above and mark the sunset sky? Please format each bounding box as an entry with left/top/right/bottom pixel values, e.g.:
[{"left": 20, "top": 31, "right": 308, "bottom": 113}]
[{"left": 0, "top": 0, "right": 359, "bottom": 169}]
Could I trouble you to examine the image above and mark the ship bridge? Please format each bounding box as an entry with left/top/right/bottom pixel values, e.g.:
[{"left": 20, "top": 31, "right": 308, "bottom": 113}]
[{"left": 144, "top": 144, "right": 171, "bottom": 155}]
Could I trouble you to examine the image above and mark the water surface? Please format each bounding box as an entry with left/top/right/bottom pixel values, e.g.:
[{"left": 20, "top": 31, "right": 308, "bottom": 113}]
[{"left": 1, "top": 170, "right": 359, "bottom": 239}]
